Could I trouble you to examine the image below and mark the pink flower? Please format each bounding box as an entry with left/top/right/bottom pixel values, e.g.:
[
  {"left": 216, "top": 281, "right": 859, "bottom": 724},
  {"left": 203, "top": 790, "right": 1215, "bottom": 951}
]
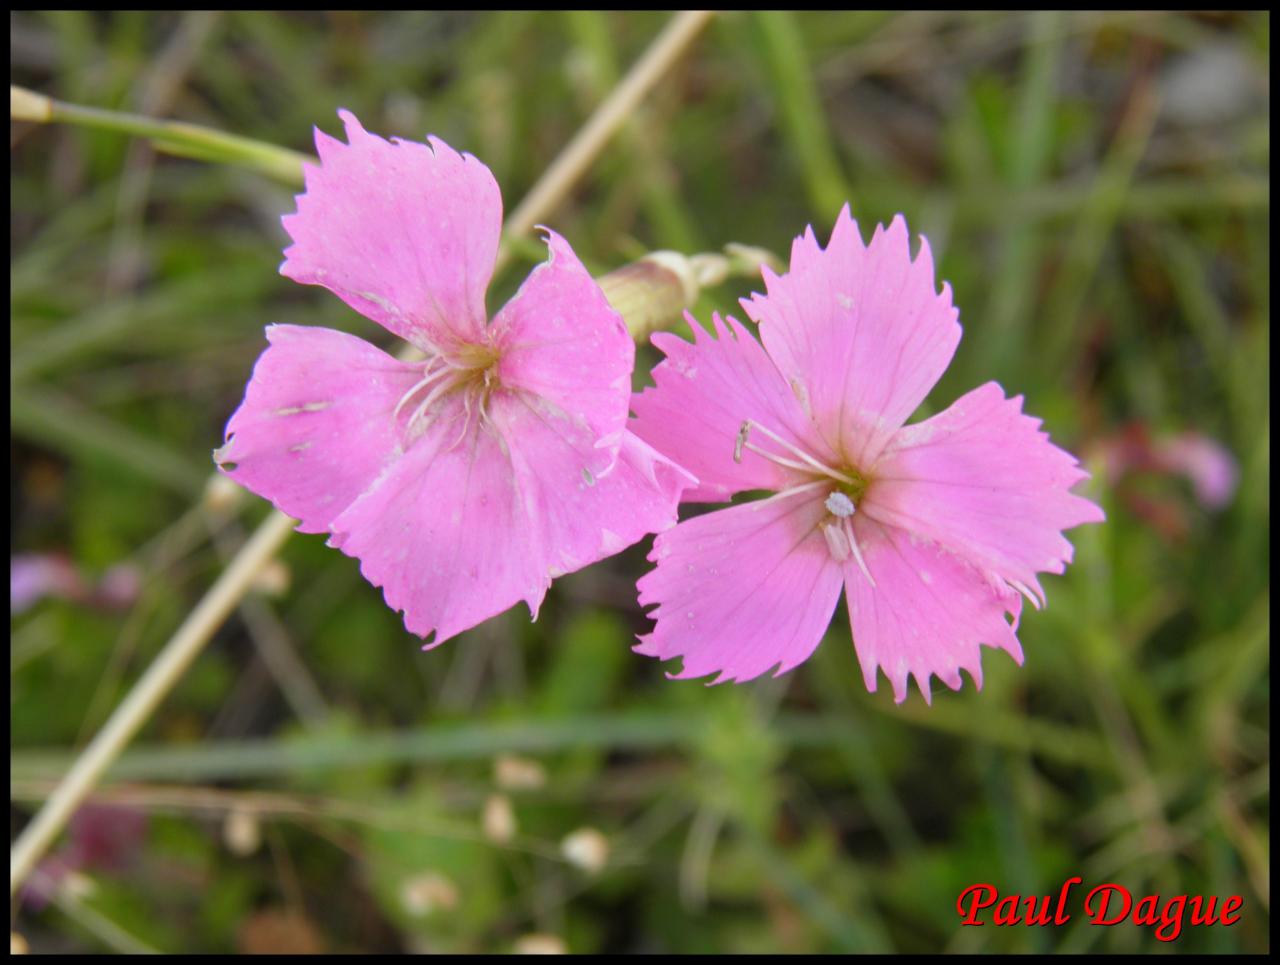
[
  {"left": 1156, "top": 434, "right": 1237, "bottom": 509},
  {"left": 630, "top": 209, "right": 1105, "bottom": 702},
  {"left": 10, "top": 554, "right": 141, "bottom": 615},
  {"left": 1094, "top": 425, "right": 1238, "bottom": 511},
  {"left": 10, "top": 554, "right": 82, "bottom": 614},
  {"left": 216, "top": 111, "right": 691, "bottom": 645}
]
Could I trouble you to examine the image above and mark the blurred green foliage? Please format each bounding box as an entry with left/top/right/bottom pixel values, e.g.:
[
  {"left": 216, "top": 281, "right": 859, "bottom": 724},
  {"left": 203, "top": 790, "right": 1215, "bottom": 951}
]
[{"left": 10, "top": 10, "right": 1269, "bottom": 953}]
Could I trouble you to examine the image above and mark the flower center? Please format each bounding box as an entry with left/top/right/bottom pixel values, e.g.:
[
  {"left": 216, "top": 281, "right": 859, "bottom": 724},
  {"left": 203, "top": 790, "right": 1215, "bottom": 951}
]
[
  {"left": 394, "top": 345, "right": 502, "bottom": 445},
  {"left": 733, "top": 419, "right": 876, "bottom": 582}
]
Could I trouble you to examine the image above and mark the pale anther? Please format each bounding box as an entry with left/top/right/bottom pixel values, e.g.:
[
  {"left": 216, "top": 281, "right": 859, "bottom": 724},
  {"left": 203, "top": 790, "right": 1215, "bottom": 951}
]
[{"left": 733, "top": 421, "right": 750, "bottom": 463}]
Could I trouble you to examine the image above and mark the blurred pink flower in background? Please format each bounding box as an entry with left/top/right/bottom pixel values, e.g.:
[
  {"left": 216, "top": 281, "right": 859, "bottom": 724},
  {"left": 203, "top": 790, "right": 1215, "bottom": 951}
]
[
  {"left": 631, "top": 209, "right": 1104, "bottom": 702},
  {"left": 1088, "top": 423, "right": 1237, "bottom": 541},
  {"left": 10, "top": 554, "right": 81, "bottom": 614},
  {"left": 21, "top": 805, "right": 148, "bottom": 911},
  {"left": 10, "top": 554, "right": 140, "bottom": 616},
  {"left": 1094, "top": 425, "right": 1238, "bottom": 511},
  {"left": 1158, "top": 433, "right": 1238, "bottom": 509},
  {"left": 216, "top": 112, "right": 690, "bottom": 646}
]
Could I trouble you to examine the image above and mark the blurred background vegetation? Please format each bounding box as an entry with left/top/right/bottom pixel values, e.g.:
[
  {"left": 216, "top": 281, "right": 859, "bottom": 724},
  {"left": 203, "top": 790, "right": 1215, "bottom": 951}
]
[{"left": 9, "top": 10, "right": 1269, "bottom": 954}]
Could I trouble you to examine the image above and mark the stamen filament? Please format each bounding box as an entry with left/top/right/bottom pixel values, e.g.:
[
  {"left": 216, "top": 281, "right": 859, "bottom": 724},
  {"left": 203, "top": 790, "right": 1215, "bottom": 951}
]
[
  {"left": 742, "top": 441, "right": 836, "bottom": 478},
  {"left": 842, "top": 516, "right": 876, "bottom": 587},
  {"left": 736, "top": 419, "right": 856, "bottom": 485},
  {"left": 448, "top": 386, "right": 477, "bottom": 450},
  {"left": 477, "top": 390, "right": 497, "bottom": 437},
  {"left": 773, "top": 480, "right": 828, "bottom": 500},
  {"left": 405, "top": 375, "right": 459, "bottom": 434},
  {"left": 392, "top": 356, "right": 448, "bottom": 421}
]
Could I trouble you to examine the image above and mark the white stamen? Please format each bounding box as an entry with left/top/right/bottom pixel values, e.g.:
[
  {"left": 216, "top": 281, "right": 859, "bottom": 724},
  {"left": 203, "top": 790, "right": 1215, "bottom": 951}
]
[
  {"left": 843, "top": 516, "right": 876, "bottom": 587},
  {"left": 477, "top": 390, "right": 497, "bottom": 437},
  {"left": 735, "top": 420, "right": 856, "bottom": 485},
  {"left": 819, "top": 494, "right": 875, "bottom": 585},
  {"left": 772, "top": 480, "right": 828, "bottom": 499},
  {"left": 825, "top": 491, "right": 856, "bottom": 518},
  {"left": 447, "top": 386, "right": 477, "bottom": 450},
  {"left": 741, "top": 441, "right": 832, "bottom": 477},
  {"left": 393, "top": 356, "right": 448, "bottom": 421},
  {"left": 405, "top": 375, "right": 460, "bottom": 435}
]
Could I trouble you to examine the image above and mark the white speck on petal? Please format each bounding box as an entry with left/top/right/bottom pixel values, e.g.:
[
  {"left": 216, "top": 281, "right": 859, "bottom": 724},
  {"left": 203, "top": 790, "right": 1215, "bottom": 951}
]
[{"left": 273, "top": 401, "right": 331, "bottom": 416}]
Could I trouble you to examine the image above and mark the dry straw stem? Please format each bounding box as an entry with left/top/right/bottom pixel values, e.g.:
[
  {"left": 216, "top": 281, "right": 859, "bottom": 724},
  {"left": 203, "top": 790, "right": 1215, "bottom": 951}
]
[
  {"left": 497, "top": 10, "right": 716, "bottom": 273},
  {"left": 9, "top": 10, "right": 718, "bottom": 898},
  {"left": 10, "top": 510, "right": 296, "bottom": 898}
]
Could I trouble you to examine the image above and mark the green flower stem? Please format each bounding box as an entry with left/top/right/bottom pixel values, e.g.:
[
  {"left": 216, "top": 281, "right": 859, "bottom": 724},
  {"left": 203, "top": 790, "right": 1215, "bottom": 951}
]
[{"left": 11, "top": 84, "right": 310, "bottom": 185}]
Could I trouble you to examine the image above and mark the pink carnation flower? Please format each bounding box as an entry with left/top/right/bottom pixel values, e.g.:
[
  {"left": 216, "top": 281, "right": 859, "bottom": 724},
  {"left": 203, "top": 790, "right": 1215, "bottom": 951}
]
[
  {"left": 216, "top": 111, "right": 691, "bottom": 645},
  {"left": 1156, "top": 433, "right": 1237, "bottom": 509},
  {"left": 631, "top": 209, "right": 1104, "bottom": 702}
]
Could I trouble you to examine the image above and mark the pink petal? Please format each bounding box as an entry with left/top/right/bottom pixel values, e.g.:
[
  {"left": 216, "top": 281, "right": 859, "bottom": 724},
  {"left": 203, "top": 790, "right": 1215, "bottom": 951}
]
[
  {"left": 328, "top": 394, "right": 692, "bottom": 647},
  {"left": 281, "top": 111, "right": 501, "bottom": 352},
  {"left": 631, "top": 313, "right": 837, "bottom": 503},
  {"left": 216, "top": 324, "right": 420, "bottom": 534},
  {"left": 635, "top": 486, "right": 843, "bottom": 683},
  {"left": 742, "top": 208, "right": 961, "bottom": 468},
  {"left": 327, "top": 397, "right": 548, "bottom": 645},
  {"left": 493, "top": 229, "right": 634, "bottom": 455},
  {"left": 845, "top": 518, "right": 1024, "bottom": 704},
  {"left": 864, "top": 382, "right": 1105, "bottom": 606},
  {"left": 489, "top": 393, "right": 695, "bottom": 580}
]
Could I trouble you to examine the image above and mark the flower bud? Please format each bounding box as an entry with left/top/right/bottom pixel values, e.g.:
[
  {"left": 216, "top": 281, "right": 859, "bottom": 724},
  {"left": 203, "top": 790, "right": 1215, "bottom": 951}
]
[
  {"left": 482, "top": 794, "right": 516, "bottom": 845},
  {"left": 493, "top": 754, "right": 546, "bottom": 791},
  {"left": 560, "top": 827, "right": 609, "bottom": 875},
  {"left": 597, "top": 253, "right": 698, "bottom": 342},
  {"left": 513, "top": 933, "right": 567, "bottom": 954},
  {"left": 58, "top": 871, "right": 95, "bottom": 901},
  {"left": 250, "top": 559, "right": 290, "bottom": 597},
  {"left": 202, "top": 473, "right": 245, "bottom": 516},
  {"left": 10, "top": 86, "right": 52, "bottom": 123},
  {"left": 399, "top": 871, "right": 458, "bottom": 918},
  {"left": 223, "top": 808, "right": 262, "bottom": 856}
]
